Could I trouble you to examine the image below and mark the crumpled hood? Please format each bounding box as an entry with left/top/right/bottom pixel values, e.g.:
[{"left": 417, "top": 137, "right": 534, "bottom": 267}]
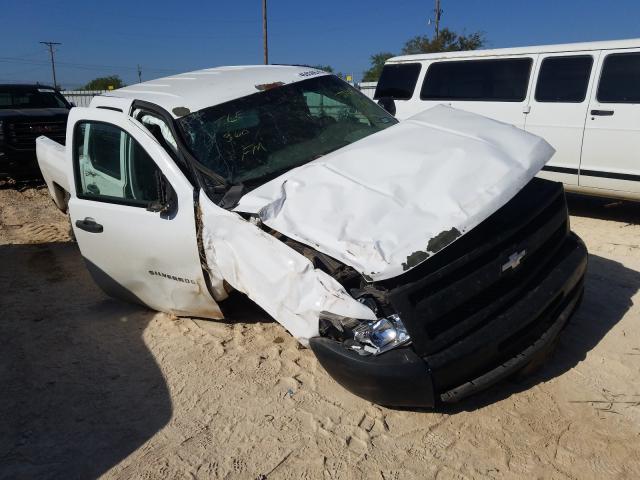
[{"left": 234, "top": 106, "right": 555, "bottom": 282}]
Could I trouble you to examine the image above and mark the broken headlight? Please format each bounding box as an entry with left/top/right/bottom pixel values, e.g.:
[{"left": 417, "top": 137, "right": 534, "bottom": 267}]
[
  {"left": 319, "top": 311, "right": 412, "bottom": 356},
  {"left": 352, "top": 314, "right": 411, "bottom": 356}
]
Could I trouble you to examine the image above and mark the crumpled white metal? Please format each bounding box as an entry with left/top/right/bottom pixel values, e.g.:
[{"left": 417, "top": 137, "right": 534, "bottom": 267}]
[
  {"left": 199, "top": 192, "right": 376, "bottom": 344},
  {"left": 234, "top": 106, "right": 555, "bottom": 281}
]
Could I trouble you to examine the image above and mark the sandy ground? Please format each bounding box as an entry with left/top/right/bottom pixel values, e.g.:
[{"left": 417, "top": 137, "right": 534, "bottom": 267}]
[{"left": 1, "top": 185, "right": 640, "bottom": 480}]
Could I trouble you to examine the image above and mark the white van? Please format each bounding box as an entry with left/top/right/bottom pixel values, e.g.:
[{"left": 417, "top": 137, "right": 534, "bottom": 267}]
[{"left": 376, "top": 39, "right": 640, "bottom": 201}]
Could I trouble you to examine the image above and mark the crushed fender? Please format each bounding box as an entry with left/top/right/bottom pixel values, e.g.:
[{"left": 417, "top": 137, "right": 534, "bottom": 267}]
[{"left": 199, "top": 192, "right": 376, "bottom": 344}]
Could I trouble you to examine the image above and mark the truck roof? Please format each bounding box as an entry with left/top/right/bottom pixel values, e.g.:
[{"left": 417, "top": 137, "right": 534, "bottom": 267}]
[
  {"left": 97, "top": 65, "right": 329, "bottom": 118},
  {"left": 387, "top": 37, "right": 640, "bottom": 63}
]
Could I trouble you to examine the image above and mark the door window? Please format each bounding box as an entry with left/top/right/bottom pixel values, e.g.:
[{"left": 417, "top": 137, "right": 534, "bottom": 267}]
[
  {"left": 597, "top": 52, "right": 640, "bottom": 103},
  {"left": 535, "top": 56, "right": 593, "bottom": 103},
  {"left": 74, "top": 121, "right": 164, "bottom": 206},
  {"left": 420, "top": 58, "right": 533, "bottom": 102},
  {"left": 374, "top": 63, "right": 422, "bottom": 100}
]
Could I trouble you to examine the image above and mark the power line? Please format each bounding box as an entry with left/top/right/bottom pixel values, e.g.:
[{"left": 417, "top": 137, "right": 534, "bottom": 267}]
[
  {"left": 0, "top": 56, "right": 175, "bottom": 74},
  {"left": 40, "top": 41, "right": 61, "bottom": 88}
]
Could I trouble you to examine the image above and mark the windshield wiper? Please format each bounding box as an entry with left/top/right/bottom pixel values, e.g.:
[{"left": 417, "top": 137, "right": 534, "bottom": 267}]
[
  {"left": 219, "top": 183, "right": 246, "bottom": 209},
  {"left": 190, "top": 161, "right": 248, "bottom": 209},
  {"left": 192, "top": 161, "right": 228, "bottom": 191}
]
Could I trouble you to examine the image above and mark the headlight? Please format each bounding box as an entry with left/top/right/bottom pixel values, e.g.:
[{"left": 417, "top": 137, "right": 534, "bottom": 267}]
[
  {"left": 352, "top": 314, "right": 411, "bottom": 356},
  {"left": 318, "top": 309, "right": 412, "bottom": 356}
]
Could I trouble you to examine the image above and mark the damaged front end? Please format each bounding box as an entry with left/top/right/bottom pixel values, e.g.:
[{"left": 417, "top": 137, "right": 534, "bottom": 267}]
[
  {"left": 308, "top": 178, "right": 586, "bottom": 408},
  {"left": 188, "top": 87, "right": 587, "bottom": 407}
]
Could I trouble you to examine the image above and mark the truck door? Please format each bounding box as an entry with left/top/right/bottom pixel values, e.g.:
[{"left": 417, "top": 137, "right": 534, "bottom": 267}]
[
  {"left": 65, "top": 107, "right": 222, "bottom": 318},
  {"left": 525, "top": 51, "right": 597, "bottom": 187},
  {"left": 580, "top": 49, "right": 640, "bottom": 194}
]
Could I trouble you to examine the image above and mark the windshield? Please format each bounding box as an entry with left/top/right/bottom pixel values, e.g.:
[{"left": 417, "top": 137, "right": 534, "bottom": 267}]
[
  {"left": 0, "top": 87, "right": 70, "bottom": 109},
  {"left": 178, "top": 75, "right": 397, "bottom": 187}
]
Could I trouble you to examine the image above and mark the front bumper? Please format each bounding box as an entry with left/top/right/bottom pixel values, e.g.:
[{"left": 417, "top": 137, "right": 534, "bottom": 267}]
[{"left": 310, "top": 233, "right": 587, "bottom": 408}]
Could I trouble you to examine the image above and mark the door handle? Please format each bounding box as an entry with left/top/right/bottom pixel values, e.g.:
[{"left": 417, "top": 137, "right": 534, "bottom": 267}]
[
  {"left": 75, "top": 217, "right": 103, "bottom": 233},
  {"left": 591, "top": 109, "right": 614, "bottom": 116}
]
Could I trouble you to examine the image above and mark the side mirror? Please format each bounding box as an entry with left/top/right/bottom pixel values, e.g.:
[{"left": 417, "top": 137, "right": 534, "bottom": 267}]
[
  {"left": 146, "top": 200, "right": 168, "bottom": 213},
  {"left": 377, "top": 97, "right": 396, "bottom": 116},
  {"left": 146, "top": 171, "right": 176, "bottom": 215}
]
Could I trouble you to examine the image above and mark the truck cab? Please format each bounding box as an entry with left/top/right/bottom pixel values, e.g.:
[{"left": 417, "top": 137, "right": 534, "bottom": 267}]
[{"left": 36, "top": 65, "right": 587, "bottom": 408}]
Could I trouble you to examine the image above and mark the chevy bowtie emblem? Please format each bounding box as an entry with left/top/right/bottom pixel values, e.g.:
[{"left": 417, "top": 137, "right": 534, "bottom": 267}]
[{"left": 502, "top": 250, "right": 526, "bottom": 272}]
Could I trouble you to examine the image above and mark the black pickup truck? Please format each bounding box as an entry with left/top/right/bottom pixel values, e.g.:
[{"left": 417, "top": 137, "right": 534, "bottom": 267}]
[{"left": 0, "top": 84, "right": 71, "bottom": 179}]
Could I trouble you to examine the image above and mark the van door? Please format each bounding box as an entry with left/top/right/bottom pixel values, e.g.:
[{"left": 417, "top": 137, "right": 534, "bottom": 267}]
[
  {"left": 526, "top": 52, "right": 597, "bottom": 186},
  {"left": 65, "top": 107, "right": 222, "bottom": 318},
  {"left": 580, "top": 49, "right": 640, "bottom": 194},
  {"left": 417, "top": 56, "right": 535, "bottom": 128}
]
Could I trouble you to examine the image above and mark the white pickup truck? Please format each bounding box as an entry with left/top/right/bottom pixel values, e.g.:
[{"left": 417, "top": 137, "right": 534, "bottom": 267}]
[{"left": 36, "top": 65, "right": 587, "bottom": 407}]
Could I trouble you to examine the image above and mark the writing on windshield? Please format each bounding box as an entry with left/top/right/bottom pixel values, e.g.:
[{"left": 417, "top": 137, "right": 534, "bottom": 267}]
[{"left": 178, "top": 75, "right": 397, "bottom": 187}]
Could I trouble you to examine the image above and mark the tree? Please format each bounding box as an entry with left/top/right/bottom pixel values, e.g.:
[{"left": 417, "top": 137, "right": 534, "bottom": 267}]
[
  {"left": 362, "top": 52, "right": 395, "bottom": 82},
  {"left": 401, "top": 28, "right": 485, "bottom": 55},
  {"left": 362, "top": 28, "right": 485, "bottom": 82},
  {"left": 83, "top": 75, "right": 125, "bottom": 90}
]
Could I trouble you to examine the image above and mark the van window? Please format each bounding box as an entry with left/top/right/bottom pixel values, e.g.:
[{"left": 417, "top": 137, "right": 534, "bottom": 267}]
[
  {"left": 535, "top": 56, "right": 593, "bottom": 103},
  {"left": 420, "top": 58, "right": 533, "bottom": 102},
  {"left": 374, "top": 63, "right": 422, "bottom": 100},
  {"left": 597, "top": 52, "right": 640, "bottom": 103}
]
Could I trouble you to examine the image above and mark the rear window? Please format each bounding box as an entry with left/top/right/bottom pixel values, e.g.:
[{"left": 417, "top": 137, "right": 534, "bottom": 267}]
[
  {"left": 374, "top": 63, "right": 422, "bottom": 100},
  {"left": 420, "top": 58, "right": 533, "bottom": 102},
  {"left": 535, "top": 56, "right": 593, "bottom": 103},
  {"left": 597, "top": 52, "right": 640, "bottom": 103}
]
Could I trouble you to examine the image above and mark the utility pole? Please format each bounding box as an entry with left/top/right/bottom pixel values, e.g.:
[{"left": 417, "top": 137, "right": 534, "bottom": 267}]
[
  {"left": 40, "top": 41, "right": 61, "bottom": 89},
  {"left": 262, "top": 0, "right": 269, "bottom": 64},
  {"left": 434, "top": 0, "right": 442, "bottom": 40},
  {"left": 137, "top": 64, "right": 142, "bottom": 83}
]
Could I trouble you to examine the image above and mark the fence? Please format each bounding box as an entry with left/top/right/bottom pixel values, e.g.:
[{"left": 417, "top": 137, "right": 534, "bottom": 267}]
[
  {"left": 62, "top": 90, "right": 107, "bottom": 107},
  {"left": 358, "top": 82, "right": 378, "bottom": 100}
]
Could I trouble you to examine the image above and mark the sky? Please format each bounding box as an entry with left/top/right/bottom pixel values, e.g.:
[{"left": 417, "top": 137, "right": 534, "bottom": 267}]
[{"left": 1, "top": 0, "right": 639, "bottom": 89}]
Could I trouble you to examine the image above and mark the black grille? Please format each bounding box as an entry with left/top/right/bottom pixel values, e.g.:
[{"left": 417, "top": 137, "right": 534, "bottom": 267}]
[
  {"left": 7, "top": 120, "right": 66, "bottom": 149},
  {"left": 384, "top": 178, "right": 573, "bottom": 390}
]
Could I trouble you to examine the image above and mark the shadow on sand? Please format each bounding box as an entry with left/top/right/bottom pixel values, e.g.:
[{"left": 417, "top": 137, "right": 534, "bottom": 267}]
[
  {"left": 567, "top": 192, "right": 640, "bottom": 224},
  {"left": 442, "top": 252, "right": 640, "bottom": 413},
  {"left": 0, "top": 242, "right": 172, "bottom": 479}
]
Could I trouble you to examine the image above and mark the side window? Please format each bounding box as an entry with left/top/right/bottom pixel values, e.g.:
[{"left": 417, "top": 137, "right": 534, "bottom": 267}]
[
  {"left": 84, "top": 122, "right": 121, "bottom": 179},
  {"left": 420, "top": 58, "right": 533, "bottom": 102},
  {"left": 374, "top": 63, "right": 422, "bottom": 100},
  {"left": 597, "top": 52, "right": 640, "bottom": 103},
  {"left": 74, "top": 121, "right": 163, "bottom": 206},
  {"left": 535, "top": 56, "right": 593, "bottom": 103}
]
